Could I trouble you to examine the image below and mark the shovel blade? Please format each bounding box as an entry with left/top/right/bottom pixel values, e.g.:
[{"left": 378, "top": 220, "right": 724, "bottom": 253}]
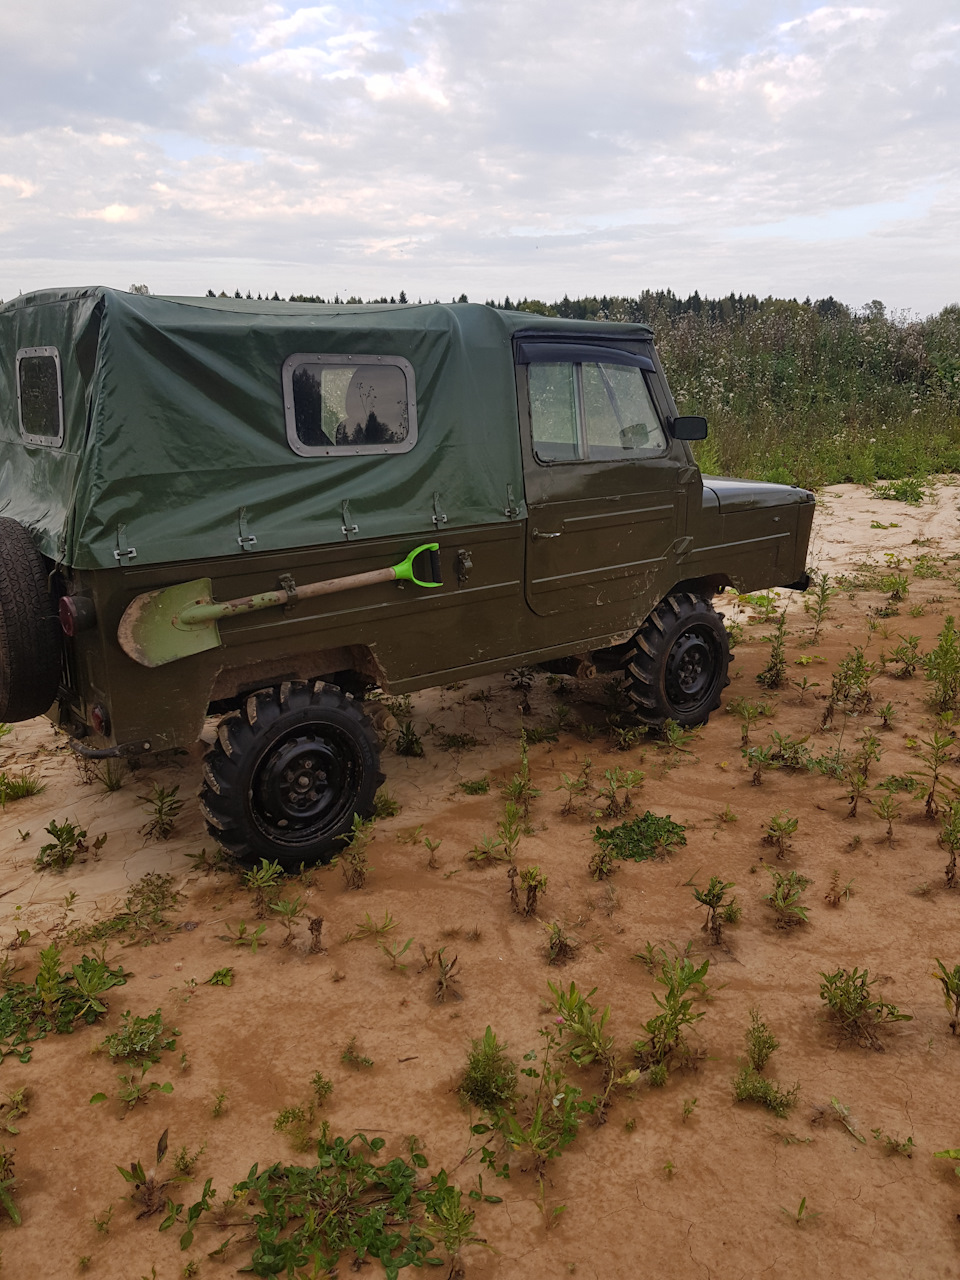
[{"left": 117, "top": 579, "right": 222, "bottom": 668}]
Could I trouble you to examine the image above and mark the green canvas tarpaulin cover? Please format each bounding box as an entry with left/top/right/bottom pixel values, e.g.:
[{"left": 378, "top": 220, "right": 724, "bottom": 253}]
[{"left": 0, "top": 288, "right": 652, "bottom": 570}]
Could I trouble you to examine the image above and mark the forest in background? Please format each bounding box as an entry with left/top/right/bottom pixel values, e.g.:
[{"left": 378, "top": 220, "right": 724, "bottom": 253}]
[{"left": 206, "top": 285, "right": 960, "bottom": 488}]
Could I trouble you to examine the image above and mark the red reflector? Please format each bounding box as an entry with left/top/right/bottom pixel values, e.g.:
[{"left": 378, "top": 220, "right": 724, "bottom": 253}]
[
  {"left": 59, "top": 595, "right": 96, "bottom": 636},
  {"left": 91, "top": 705, "right": 110, "bottom": 736}
]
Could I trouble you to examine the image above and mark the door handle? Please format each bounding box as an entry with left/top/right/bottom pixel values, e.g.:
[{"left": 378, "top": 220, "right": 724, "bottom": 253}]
[{"left": 532, "top": 529, "right": 562, "bottom": 539}]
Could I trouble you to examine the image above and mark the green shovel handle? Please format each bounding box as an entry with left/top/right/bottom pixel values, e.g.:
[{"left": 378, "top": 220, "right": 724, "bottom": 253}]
[{"left": 392, "top": 542, "right": 442, "bottom": 588}]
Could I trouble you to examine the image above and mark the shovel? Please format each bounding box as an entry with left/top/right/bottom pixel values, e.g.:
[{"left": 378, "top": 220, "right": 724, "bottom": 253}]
[{"left": 118, "top": 542, "right": 443, "bottom": 668}]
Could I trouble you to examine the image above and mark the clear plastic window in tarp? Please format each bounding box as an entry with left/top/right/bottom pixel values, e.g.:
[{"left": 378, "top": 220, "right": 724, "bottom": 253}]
[
  {"left": 282, "top": 353, "right": 418, "bottom": 456},
  {"left": 17, "top": 347, "right": 64, "bottom": 447}
]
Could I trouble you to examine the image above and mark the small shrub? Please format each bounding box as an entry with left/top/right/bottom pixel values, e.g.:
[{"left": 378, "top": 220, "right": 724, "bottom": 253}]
[
  {"left": 138, "top": 784, "right": 183, "bottom": 840},
  {"left": 0, "top": 772, "right": 44, "bottom": 806},
  {"left": 310, "top": 1071, "right": 334, "bottom": 1106},
  {"left": 544, "top": 921, "right": 578, "bottom": 965},
  {"left": 395, "top": 720, "right": 424, "bottom": 757},
  {"left": 804, "top": 571, "right": 838, "bottom": 642},
  {"left": 35, "top": 820, "right": 106, "bottom": 873},
  {"left": 372, "top": 787, "right": 400, "bottom": 817},
  {"left": 633, "top": 955, "right": 709, "bottom": 1078},
  {"left": 924, "top": 615, "right": 960, "bottom": 713},
  {"left": 873, "top": 477, "right": 924, "bottom": 505},
  {"left": 732, "top": 1065, "right": 798, "bottom": 1118},
  {"left": 818, "top": 966, "right": 912, "bottom": 1050},
  {"left": 340, "top": 1037, "right": 374, "bottom": 1070},
  {"left": 761, "top": 812, "right": 797, "bottom": 858},
  {"left": 587, "top": 844, "right": 619, "bottom": 881},
  {"left": 595, "top": 766, "right": 644, "bottom": 818},
  {"left": 932, "top": 960, "right": 960, "bottom": 1035},
  {"left": 756, "top": 611, "right": 787, "bottom": 689},
  {"left": 745, "top": 1009, "right": 778, "bottom": 1071},
  {"left": 339, "top": 814, "right": 374, "bottom": 889},
  {"left": 508, "top": 865, "right": 546, "bottom": 917},
  {"left": 460, "top": 1026, "right": 517, "bottom": 1112},
  {"left": 692, "top": 876, "right": 735, "bottom": 946},
  {"left": 593, "top": 811, "right": 686, "bottom": 862},
  {"left": 763, "top": 868, "right": 810, "bottom": 928},
  {"left": 459, "top": 778, "right": 490, "bottom": 795},
  {"left": 100, "top": 1009, "right": 178, "bottom": 1066}
]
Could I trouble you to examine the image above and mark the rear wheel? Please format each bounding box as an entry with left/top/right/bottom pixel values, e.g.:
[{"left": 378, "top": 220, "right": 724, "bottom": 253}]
[
  {"left": 200, "top": 681, "right": 384, "bottom": 869},
  {"left": 0, "top": 517, "right": 62, "bottom": 722},
  {"left": 621, "top": 592, "right": 730, "bottom": 727}
]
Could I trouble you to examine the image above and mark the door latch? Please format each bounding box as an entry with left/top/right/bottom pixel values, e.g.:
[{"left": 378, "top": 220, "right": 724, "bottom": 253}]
[{"left": 455, "top": 549, "right": 473, "bottom": 585}]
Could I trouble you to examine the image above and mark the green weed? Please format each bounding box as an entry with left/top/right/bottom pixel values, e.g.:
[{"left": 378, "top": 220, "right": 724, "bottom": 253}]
[
  {"left": 339, "top": 814, "right": 374, "bottom": 889},
  {"left": 593, "top": 811, "right": 686, "bottom": 862},
  {"left": 756, "top": 611, "right": 788, "bottom": 689},
  {"left": 100, "top": 1008, "right": 179, "bottom": 1066},
  {"left": 762, "top": 812, "right": 798, "bottom": 858},
  {"left": 460, "top": 1026, "right": 518, "bottom": 1113},
  {"left": 243, "top": 858, "right": 284, "bottom": 918},
  {"left": 138, "top": 784, "right": 183, "bottom": 840},
  {"left": 34, "top": 820, "right": 106, "bottom": 873},
  {"left": 692, "top": 876, "right": 736, "bottom": 945},
  {"left": 924, "top": 615, "right": 960, "bottom": 712},
  {"left": 932, "top": 959, "right": 960, "bottom": 1034},
  {"left": 0, "top": 946, "right": 127, "bottom": 1064},
  {"left": 819, "top": 967, "right": 912, "bottom": 1050},
  {"left": 763, "top": 868, "right": 810, "bottom": 928},
  {"left": 0, "top": 772, "right": 44, "bottom": 806}
]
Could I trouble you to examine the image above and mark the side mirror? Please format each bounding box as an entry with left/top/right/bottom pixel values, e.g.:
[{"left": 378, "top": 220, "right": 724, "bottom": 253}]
[{"left": 672, "top": 416, "right": 708, "bottom": 441}]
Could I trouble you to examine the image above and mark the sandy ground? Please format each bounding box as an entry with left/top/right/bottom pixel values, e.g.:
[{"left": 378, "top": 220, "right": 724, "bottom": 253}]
[{"left": 2, "top": 481, "right": 960, "bottom": 1279}]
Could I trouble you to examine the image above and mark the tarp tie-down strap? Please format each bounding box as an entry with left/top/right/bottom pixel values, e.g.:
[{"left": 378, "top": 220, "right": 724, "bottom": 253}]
[
  {"left": 237, "top": 507, "right": 257, "bottom": 551},
  {"left": 114, "top": 523, "right": 137, "bottom": 564},
  {"left": 341, "top": 499, "right": 359, "bottom": 539}
]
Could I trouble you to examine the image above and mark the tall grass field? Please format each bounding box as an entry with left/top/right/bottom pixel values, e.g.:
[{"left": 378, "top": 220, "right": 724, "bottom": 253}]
[{"left": 502, "top": 292, "right": 960, "bottom": 488}]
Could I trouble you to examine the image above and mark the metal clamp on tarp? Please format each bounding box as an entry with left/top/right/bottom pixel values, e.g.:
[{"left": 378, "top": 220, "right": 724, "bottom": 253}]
[
  {"left": 237, "top": 507, "right": 257, "bottom": 551},
  {"left": 114, "top": 523, "right": 137, "bottom": 564},
  {"left": 117, "top": 542, "right": 444, "bottom": 668}
]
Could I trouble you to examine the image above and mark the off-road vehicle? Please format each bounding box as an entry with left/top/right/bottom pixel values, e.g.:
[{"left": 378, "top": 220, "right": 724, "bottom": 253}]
[{"left": 0, "top": 288, "right": 813, "bottom": 866}]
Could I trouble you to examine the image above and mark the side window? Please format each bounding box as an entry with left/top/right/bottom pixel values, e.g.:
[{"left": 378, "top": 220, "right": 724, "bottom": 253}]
[
  {"left": 17, "top": 347, "right": 64, "bottom": 447},
  {"left": 529, "top": 362, "right": 580, "bottom": 461},
  {"left": 282, "top": 354, "right": 418, "bottom": 457},
  {"left": 528, "top": 357, "right": 666, "bottom": 463},
  {"left": 582, "top": 363, "right": 667, "bottom": 458}
]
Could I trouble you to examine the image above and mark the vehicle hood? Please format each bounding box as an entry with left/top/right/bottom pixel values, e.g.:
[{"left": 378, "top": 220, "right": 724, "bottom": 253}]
[{"left": 702, "top": 476, "right": 815, "bottom": 513}]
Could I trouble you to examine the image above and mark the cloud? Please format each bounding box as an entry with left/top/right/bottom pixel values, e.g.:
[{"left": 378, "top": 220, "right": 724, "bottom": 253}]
[{"left": 0, "top": 0, "right": 957, "bottom": 311}]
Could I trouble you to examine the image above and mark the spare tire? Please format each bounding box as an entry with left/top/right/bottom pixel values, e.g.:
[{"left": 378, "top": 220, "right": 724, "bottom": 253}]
[{"left": 0, "top": 518, "right": 62, "bottom": 722}]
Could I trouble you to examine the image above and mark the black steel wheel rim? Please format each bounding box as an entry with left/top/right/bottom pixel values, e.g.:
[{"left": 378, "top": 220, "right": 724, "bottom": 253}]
[
  {"left": 664, "top": 625, "right": 723, "bottom": 713},
  {"left": 250, "top": 724, "right": 362, "bottom": 847}
]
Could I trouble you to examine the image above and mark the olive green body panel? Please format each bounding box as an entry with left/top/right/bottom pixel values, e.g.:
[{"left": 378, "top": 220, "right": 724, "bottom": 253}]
[{"left": 61, "top": 478, "right": 813, "bottom": 752}]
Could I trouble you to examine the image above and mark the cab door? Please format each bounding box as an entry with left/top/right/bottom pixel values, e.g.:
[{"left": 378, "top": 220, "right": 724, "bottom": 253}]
[{"left": 516, "top": 339, "right": 687, "bottom": 622}]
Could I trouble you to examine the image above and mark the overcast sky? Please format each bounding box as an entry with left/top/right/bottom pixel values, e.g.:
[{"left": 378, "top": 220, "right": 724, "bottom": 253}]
[{"left": 1, "top": 0, "right": 957, "bottom": 313}]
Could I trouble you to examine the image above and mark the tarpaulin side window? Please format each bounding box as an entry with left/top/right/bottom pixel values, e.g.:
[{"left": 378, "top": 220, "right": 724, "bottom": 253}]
[
  {"left": 16, "top": 347, "right": 64, "bottom": 447},
  {"left": 282, "top": 353, "right": 418, "bottom": 457},
  {"left": 528, "top": 360, "right": 667, "bottom": 464}
]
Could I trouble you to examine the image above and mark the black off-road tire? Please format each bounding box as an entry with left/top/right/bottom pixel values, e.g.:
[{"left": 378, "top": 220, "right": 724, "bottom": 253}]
[
  {"left": 621, "top": 592, "right": 731, "bottom": 727},
  {"left": 0, "top": 517, "right": 62, "bottom": 722},
  {"left": 200, "top": 680, "right": 384, "bottom": 869}
]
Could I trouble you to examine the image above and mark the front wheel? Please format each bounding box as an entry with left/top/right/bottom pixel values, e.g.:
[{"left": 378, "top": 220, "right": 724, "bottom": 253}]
[
  {"left": 200, "top": 681, "right": 384, "bottom": 869},
  {"left": 620, "top": 592, "right": 731, "bottom": 727}
]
